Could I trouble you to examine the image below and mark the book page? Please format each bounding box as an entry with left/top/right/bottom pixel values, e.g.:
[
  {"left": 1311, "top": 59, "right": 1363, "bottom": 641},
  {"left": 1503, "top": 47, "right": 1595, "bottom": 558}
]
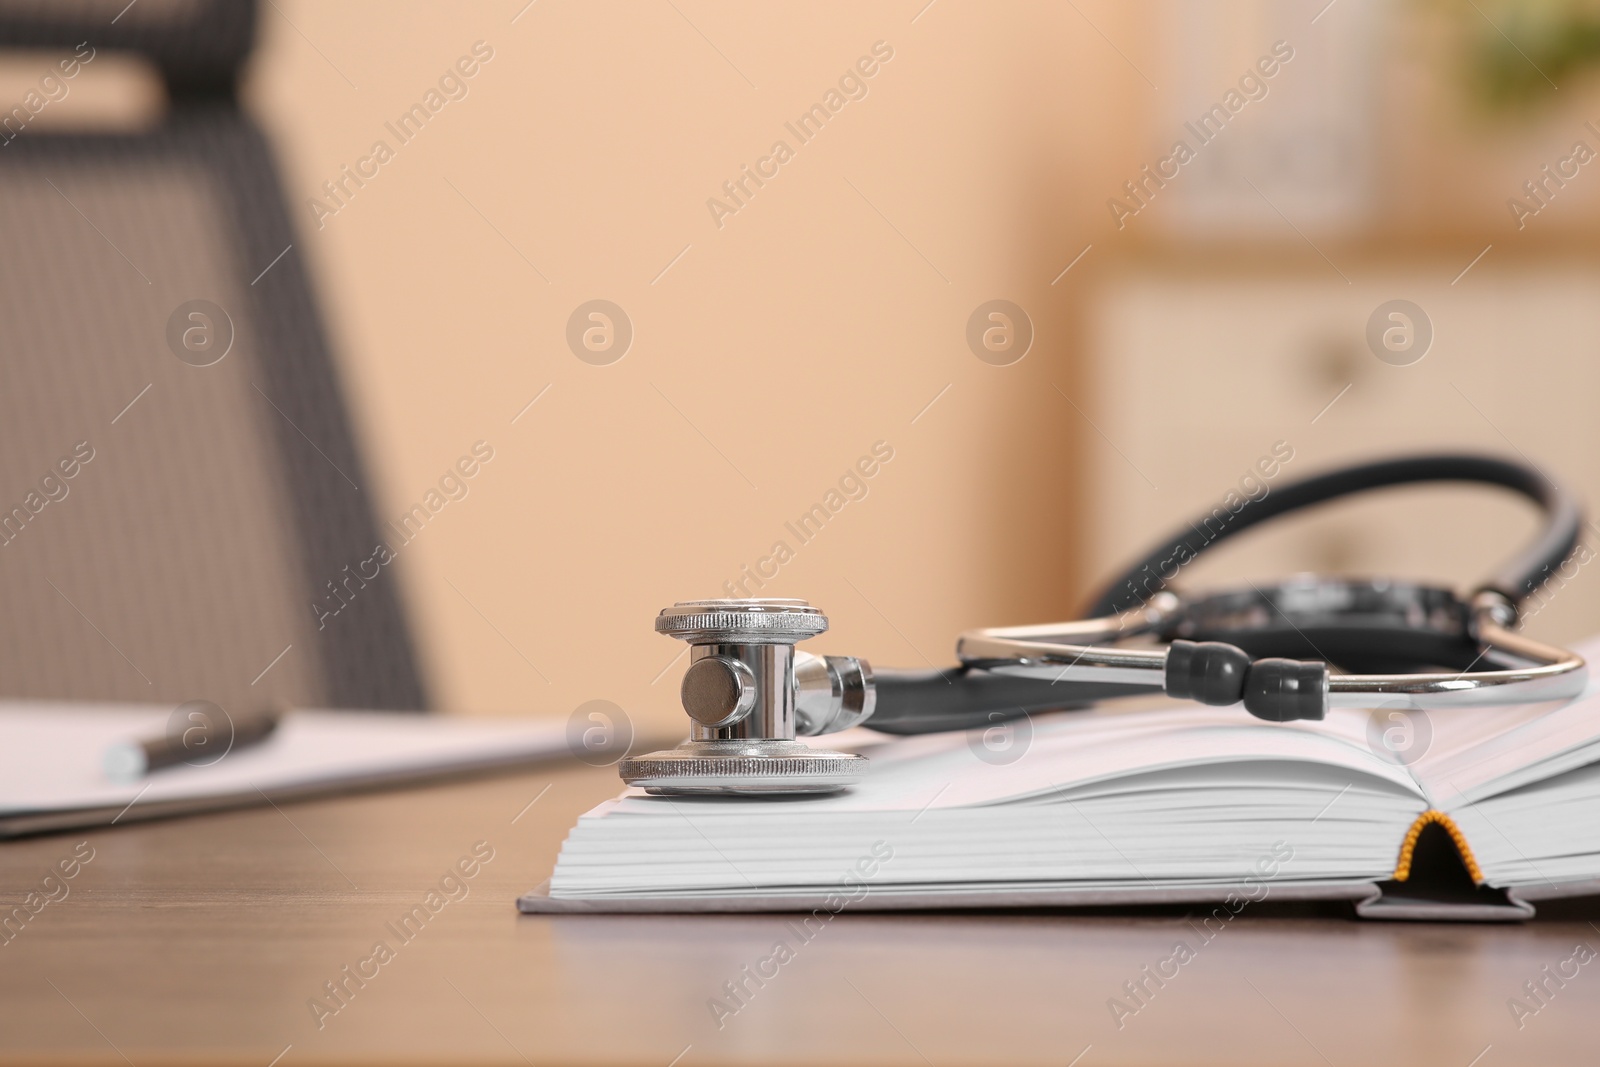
[
  {"left": 609, "top": 698, "right": 1425, "bottom": 818},
  {"left": 1407, "top": 634, "right": 1600, "bottom": 810}
]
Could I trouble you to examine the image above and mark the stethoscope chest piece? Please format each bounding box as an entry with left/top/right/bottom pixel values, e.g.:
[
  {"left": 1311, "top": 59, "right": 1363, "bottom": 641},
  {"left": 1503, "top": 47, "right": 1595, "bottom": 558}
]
[
  {"left": 618, "top": 599, "right": 870, "bottom": 795},
  {"left": 612, "top": 454, "right": 1591, "bottom": 797}
]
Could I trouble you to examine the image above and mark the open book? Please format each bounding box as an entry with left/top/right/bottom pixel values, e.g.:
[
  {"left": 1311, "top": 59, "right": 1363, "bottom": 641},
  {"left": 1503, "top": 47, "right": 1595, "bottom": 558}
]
[{"left": 521, "top": 636, "right": 1600, "bottom": 921}]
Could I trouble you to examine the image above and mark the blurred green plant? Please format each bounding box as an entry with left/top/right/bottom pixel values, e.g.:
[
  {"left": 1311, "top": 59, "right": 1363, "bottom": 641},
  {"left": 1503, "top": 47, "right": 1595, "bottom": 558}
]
[{"left": 1462, "top": 0, "right": 1600, "bottom": 107}]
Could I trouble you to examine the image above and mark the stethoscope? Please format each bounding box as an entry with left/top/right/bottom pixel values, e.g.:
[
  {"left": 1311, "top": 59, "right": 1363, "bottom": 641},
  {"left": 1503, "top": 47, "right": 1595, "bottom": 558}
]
[{"left": 618, "top": 454, "right": 1588, "bottom": 796}]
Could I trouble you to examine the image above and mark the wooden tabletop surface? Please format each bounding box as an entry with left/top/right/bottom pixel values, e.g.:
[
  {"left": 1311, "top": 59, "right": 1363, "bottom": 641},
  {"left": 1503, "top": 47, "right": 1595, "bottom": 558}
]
[{"left": 2, "top": 758, "right": 1598, "bottom": 1067}]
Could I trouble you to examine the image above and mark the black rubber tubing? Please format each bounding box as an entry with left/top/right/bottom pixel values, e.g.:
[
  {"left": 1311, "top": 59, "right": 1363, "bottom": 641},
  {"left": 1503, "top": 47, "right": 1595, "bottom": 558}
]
[
  {"left": 867, "top": 668, "right": 1158, "bottom": 735},
  {"left": 870, "top": 636, "right": 1326, "bottom": 734},
  {"left": 866, "top": 454, "right": 1580, "bottom": 735},
  {"left": 1084, "top": 453, "right": 1582, "bottom": 619}
]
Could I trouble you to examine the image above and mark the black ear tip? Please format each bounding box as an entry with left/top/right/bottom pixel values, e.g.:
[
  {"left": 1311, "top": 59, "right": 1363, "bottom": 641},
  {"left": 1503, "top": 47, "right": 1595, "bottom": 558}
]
[
  {"left": 1165, "top": 639, "right": 1252, "bottom": 706},
  {"left": 1243, "top": 659, "right": 1328, "bottom": 722}
]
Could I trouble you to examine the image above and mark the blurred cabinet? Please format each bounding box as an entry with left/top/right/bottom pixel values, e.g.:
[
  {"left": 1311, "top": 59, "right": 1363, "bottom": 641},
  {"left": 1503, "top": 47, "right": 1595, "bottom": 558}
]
[
  {"left": 1083, "top": 256, "right": 1600, "bottom": 645},
  {"left": 1152, "top": 0, "right": 1383, "bottom": 238}
]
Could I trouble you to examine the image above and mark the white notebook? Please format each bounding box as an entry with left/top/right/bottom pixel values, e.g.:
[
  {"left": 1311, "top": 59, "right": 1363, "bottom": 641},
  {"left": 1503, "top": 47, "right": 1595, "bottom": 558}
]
[
  {"left": 523, "top": 636, "right": 1600, "bottom": 920},
  {"left": 0, "top": 704, "right": 576, "bottom": 837}
]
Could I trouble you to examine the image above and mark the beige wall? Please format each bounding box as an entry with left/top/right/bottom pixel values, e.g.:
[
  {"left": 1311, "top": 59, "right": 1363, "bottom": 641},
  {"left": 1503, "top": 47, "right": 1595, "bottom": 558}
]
[
  {"left": 242, "top": 2, "right": 1145, "bottom": 726},
  {"left": 239, "top": 1, "right": 1600, "bottom": 731}
]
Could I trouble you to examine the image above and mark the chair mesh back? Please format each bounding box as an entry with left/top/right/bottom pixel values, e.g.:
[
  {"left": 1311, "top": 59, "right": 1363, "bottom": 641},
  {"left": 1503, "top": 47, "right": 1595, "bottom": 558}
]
[
  {"left": 0, "top": 3, "right": 429, "bottom": 711},
  {"left": 0, "top": 0, "right": 252, "bottom": 93}
]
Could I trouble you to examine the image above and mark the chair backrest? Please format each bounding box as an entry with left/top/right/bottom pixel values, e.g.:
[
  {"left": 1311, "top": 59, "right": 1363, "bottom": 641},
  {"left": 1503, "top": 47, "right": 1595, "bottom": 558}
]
[{"left": 0, "top": 0, "right": 430, "bottom": 711}]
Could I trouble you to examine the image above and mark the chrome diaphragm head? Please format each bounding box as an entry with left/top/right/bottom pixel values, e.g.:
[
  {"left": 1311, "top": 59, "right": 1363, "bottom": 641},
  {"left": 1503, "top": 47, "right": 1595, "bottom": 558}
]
[{"left": 618, "top": 599, "right": 869, "bottom": 796}]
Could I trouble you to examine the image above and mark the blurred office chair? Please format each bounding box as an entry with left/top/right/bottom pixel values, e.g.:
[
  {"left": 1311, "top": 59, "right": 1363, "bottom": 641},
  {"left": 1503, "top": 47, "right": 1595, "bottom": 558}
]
[{"left": 0, "top": 0, "right": 429, "bottom": 710}]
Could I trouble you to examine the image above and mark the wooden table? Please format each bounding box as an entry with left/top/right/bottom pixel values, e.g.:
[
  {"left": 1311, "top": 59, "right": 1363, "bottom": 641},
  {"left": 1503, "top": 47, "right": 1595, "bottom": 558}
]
[{"left": 2, "top": 759, "right": 1597, "bottom": 1066}]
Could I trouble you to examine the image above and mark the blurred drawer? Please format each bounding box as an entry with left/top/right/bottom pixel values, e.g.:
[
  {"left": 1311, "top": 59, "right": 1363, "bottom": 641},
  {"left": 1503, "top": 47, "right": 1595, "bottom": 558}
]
[{"left": 1083, "top": 262, "right": 1600, "bottom": 643}]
